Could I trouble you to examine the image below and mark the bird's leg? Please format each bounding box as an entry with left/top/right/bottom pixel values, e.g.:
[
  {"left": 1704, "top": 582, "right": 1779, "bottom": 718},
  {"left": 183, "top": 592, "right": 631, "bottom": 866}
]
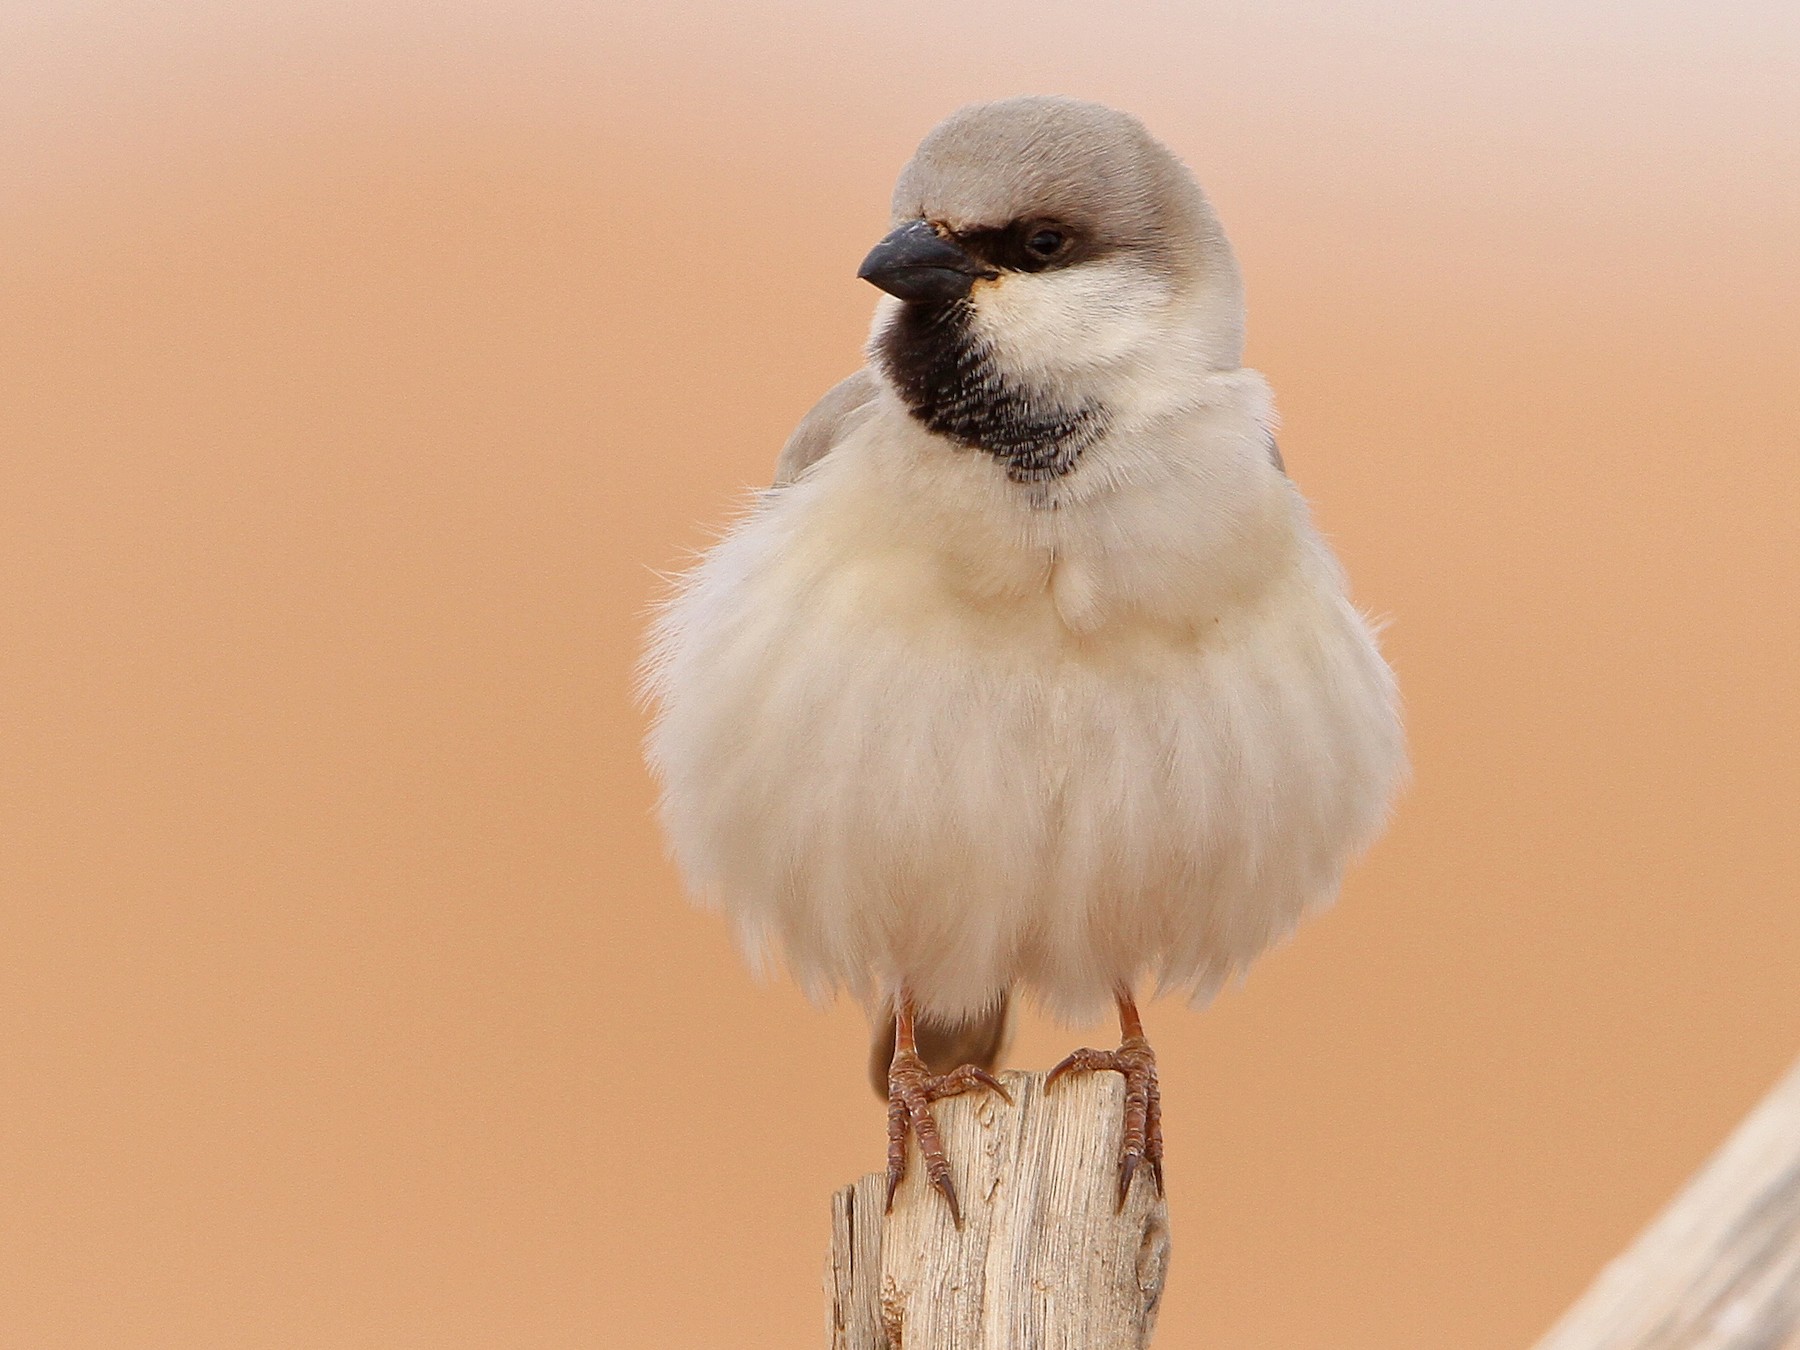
[
  {"left": 1047, "top": 988, "right": 1164, "bottom": 1205},
  {"left": 885, "top": 990, "right": 1011, "bottom": 1226}
]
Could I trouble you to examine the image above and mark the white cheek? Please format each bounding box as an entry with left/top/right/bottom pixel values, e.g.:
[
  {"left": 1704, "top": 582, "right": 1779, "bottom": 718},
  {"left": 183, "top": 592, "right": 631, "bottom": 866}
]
[{"left": 968, "top": 260, "right": 1171, "bottom": 381}]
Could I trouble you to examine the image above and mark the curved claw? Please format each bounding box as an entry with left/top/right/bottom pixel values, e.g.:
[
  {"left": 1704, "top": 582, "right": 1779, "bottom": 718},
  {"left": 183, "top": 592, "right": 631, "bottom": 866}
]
[
  {"left": 961, "top": 1064, "right": 1014, "bottom": 1106},
  {"left": 1046, "top": 1047, "right": 1107, "bottom": 1090},
  {"left": 1118, "top": 1150, "right": 1142, "bottom": 1206}
]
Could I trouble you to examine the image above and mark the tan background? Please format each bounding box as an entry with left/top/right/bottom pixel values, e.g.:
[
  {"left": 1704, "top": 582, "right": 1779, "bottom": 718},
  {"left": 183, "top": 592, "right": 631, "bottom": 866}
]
[{"left": 3, "top": 3, "right": 1798, "bottom": 1346}]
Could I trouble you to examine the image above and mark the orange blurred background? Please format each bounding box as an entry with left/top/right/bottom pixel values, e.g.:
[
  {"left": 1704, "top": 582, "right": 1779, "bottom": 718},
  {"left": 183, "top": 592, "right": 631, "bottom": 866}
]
[{"left": 3, "top": 3, "right": 1797, "bottom": 1346}]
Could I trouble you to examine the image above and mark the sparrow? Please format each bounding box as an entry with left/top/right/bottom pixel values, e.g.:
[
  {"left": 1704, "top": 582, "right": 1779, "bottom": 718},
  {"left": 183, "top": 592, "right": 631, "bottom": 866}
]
[{"left": 642, "top": 95, "right": 1405, "bottom": 1221}]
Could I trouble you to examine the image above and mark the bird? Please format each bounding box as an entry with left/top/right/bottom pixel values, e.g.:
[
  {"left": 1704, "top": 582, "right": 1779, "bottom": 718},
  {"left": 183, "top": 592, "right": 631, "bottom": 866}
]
[{"left": 641, "top": 95, "right": 1406, "bottom": 1222}]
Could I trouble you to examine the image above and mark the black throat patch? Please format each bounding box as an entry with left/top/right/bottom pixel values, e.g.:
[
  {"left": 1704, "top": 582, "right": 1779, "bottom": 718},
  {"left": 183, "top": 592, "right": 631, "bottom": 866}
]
[{"left": 874, "top": 299, "right": 1110, "bottom": 484}]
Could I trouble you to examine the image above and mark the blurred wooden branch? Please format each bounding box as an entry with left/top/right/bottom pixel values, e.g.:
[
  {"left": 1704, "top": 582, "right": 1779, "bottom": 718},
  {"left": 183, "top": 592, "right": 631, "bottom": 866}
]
[
  {"left": 825, "top": 1070, "right": 1170, "bottom": 1349},
  {"left": 1534, "top": 1054, "right": 1800, "bottom": 1349}
]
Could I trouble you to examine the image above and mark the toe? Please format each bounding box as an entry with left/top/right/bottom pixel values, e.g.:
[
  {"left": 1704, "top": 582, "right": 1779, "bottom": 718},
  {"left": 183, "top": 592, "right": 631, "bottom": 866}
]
[
  {"left": 944, "top": 1064, "right": 1013, "bottom": 1105},
  {"left": 1046, "top": 1047, "right": 1110, "bottom": 1088}
]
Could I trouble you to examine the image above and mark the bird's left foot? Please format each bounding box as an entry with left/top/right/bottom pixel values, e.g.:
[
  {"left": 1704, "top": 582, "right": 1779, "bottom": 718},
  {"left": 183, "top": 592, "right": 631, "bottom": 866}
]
[
  {"left": 885, "top": 1051, "right": 1011, "bottom": 1226},
  {"left": 1047, "top": 1035, "right": 1163, "bottom": 1205}
]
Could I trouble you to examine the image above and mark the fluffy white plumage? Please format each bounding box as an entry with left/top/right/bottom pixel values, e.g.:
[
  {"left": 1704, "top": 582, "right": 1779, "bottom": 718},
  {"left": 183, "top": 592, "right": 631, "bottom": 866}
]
[{"left": 641, "top": 96, "right": 1405, "bottom": 1029}]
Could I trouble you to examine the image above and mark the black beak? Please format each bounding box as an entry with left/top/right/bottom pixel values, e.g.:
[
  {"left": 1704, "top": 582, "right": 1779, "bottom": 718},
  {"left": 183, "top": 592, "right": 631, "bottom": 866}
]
[{"left": 857, "top": 219, "right": 994, "bottom": 304}]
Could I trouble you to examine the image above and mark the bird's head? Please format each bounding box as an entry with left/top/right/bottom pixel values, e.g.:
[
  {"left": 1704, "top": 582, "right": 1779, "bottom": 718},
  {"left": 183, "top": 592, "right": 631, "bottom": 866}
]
[{"left": 861, "top": 96, "right": 1244, "bottom": 484}]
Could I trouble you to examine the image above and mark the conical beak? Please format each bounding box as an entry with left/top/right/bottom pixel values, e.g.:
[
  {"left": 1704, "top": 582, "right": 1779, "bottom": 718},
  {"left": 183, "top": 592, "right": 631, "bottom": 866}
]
[{"left": 857, "top": 219, "right": 995, "bottom": 303}]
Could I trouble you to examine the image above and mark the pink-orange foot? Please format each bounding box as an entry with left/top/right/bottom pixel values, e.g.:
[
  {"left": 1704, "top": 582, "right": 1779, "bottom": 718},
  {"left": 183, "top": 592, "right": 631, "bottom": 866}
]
[
  {"left": 885, "top": 1051, "right": 1011, "bottom": 1227},
  {"left": 1047, "top": 1035, "right": 1163, "bottom": 1205}
]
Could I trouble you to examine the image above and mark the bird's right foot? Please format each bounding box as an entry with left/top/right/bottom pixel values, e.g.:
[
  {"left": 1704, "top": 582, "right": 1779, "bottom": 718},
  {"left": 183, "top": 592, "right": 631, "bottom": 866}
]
[
  {"left": 1048, "top": 992, "right": 1164, "bottom": 1207},
  {"left": 885, "top": 1050, "right": 1011, "bottom": 1227},
  {"left": 1046, "top": 1035, "right": 1163, "bottom": 1205}
]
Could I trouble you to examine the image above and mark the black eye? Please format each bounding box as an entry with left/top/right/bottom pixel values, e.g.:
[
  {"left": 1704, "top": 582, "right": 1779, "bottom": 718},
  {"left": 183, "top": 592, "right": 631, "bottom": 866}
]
[{"left": 1026, "top": 228, "right": 1065, "bottom": 257}]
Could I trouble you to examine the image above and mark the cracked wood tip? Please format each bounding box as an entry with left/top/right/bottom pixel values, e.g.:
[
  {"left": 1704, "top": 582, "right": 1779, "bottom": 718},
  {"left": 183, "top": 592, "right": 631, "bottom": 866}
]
[{"left": 826, "top": 1069, "right": 1171, "bottom": 1350}]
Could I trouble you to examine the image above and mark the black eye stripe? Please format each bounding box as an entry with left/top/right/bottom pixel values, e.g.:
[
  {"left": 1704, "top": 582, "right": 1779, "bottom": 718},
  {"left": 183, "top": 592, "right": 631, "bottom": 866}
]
[{"left": 955, "top": 219, "right": 1086, "bottom": 272}]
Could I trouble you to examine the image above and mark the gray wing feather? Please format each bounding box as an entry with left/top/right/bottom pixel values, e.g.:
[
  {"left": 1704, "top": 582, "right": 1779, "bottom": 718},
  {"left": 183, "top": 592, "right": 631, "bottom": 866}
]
[{"left": 773, "top": 369, "right": 878, "bottom": 486}]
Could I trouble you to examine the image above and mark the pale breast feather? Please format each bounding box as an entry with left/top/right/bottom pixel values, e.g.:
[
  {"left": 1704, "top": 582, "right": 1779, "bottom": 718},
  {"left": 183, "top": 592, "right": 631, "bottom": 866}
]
[{"left": 645, "top": 402, "right": 1406, "bottom": 1024}]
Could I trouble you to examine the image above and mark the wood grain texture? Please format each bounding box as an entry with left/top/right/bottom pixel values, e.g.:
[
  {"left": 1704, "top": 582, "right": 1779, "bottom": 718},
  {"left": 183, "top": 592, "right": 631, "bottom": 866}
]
[
  {"left": 1535, "top": 1055, "right": 1800, "bottom": 1350},
  {"left": 826, "top": 1069, "right": 1171, "bottom": 1349}
]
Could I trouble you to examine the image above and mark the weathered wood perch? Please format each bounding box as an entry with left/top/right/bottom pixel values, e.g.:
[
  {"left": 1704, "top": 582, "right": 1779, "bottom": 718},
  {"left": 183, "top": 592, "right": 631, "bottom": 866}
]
[
  {"left": 826, "top": 1069, "right": 1170, "bottom": 1349},
  {"left": 825, "top": 1054, "right": 1800, "bottom": 1348},
  {"left": 1534, "top": 1054, "right": 1800, "bottom": 1349}
]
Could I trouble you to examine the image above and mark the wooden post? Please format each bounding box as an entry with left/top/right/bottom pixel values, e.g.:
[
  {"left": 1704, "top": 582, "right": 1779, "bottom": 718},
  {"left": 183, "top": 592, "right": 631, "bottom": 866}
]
[
  {"left": 1534, "top": 1055, "right": 1800, "bottom": 1349},
  {"left": 825, "top": 1070, "right": 1171, "bottom": 1350}
]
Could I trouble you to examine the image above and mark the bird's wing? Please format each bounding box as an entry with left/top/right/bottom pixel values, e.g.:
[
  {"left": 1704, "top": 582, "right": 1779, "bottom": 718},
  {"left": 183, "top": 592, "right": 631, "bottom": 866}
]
[
  {"left": 772, "top": 368, "right": 879, "bottom": 486},
  {"left": 1267, "top": 434, "right": 1286, "bottom": 473}
]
